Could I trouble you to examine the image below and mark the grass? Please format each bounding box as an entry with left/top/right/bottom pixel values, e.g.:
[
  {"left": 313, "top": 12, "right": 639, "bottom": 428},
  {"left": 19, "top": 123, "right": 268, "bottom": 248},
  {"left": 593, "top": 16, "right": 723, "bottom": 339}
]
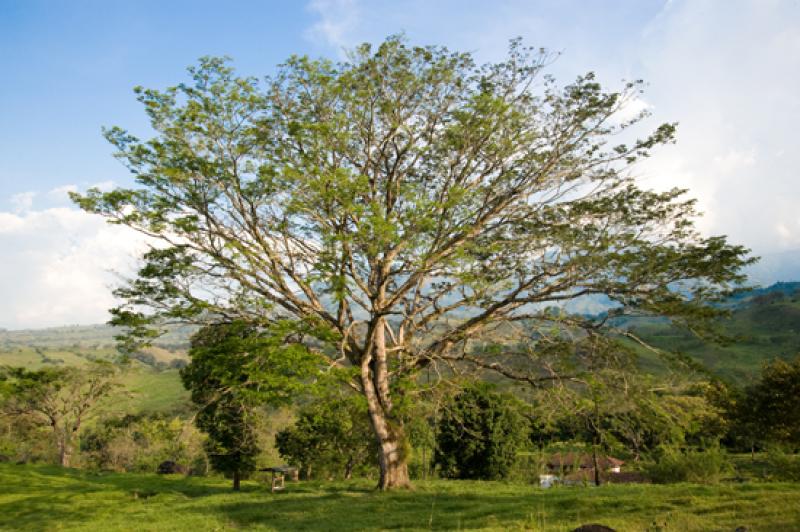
[
  {"left": 1, "top": 464, "right": 799, "bottom": 531},
  {"left": 114, "top": 369, "right": 190, "bottom": 414}
]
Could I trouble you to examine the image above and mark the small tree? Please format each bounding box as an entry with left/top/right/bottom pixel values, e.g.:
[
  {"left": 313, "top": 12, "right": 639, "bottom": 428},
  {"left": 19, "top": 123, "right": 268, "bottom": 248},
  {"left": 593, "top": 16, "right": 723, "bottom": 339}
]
[
  {"left": 74, "top": 36, "right": 752, "bottom": 489},
  {"left": 0, "top": 363, "right": 118, "bottom": 467},
  {"left": 181, "top": 321, "right": 318, "bottom": 489},
  {"left": 434, "top": 383, "right": 527, "bottom": 480},
  {"left": 740, "top": 356, "right": 800, "bottom": 449}
]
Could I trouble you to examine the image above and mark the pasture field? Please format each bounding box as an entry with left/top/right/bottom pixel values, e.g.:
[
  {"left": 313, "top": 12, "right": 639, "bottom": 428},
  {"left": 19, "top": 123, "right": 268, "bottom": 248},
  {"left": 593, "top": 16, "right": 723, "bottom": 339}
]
[
  {"left": 1, "top": 464, "right": 799, "bottom": 531},
  {"left": 113, "top": 369, "right": 190, "bottom": 414}
]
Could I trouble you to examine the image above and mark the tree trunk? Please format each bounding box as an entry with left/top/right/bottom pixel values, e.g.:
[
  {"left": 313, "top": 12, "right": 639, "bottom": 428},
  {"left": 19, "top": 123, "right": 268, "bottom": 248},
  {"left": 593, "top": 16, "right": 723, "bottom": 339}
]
[
  {"left": 58, "top": 439, "right": 71, "bottom": 468},
  {"left": 344, "top": 457, "right": 354, "bottom": 480},
  {"left": 361, "top": 318, "right": 411, "bottom": 490},
  {"left": 232, "top": 470, "right": 241, "bottom": 491},
  {"left": 592, "top": 443, "right": 601, "bottom": 487},
  {"left": 591, "top": 396, "right": 601, "bottom": 486}
]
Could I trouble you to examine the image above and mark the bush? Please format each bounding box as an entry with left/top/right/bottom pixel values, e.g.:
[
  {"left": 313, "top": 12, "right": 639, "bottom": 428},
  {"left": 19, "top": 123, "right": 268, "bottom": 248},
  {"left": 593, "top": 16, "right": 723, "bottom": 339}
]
[
  {"left": 643, "top": 445, "right": 732, "bottom": 484},
  {"left": 434, "top": 383, "right": 528, "bottom": 480},
  {"left": 80, "top": 414, "right": 205, "bottom": 473},
  {"left": 275, "top": 393, "right": 376, "bottom": 480},
  {"left": 765, "top": 449, "right": 800, "bottom": 481}
]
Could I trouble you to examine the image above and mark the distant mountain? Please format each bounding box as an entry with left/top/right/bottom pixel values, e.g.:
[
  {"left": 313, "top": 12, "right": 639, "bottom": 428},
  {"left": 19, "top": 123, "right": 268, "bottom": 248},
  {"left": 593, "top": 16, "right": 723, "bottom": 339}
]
[
  {"left": 0, "top": 323, "right": 191, "bottom": 372},
  {"left": 0, "top": 323, "right": 194, "bottom": 351},
  {"left": 3, "top": 281, "right": 800, "bottom": 385},
  {"left": 0, "top": 324, "right": 191, "bottom": 413}
]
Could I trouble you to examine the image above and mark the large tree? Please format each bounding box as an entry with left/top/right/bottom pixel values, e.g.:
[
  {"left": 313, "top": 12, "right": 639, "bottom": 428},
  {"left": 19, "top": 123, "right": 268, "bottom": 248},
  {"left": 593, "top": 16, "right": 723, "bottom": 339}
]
[
  {"left": 434, "top": 383, "right": 528, "bottom": 480},
  {"left": 73, "top": 37, "right": 750, "bottom": 489}
]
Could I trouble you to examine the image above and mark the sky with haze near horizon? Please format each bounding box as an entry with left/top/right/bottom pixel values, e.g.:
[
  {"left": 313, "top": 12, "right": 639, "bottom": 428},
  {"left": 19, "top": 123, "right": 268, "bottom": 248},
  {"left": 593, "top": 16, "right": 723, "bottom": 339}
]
[{"left": 0, "top": 0, "right": 798, "bottom": 329}]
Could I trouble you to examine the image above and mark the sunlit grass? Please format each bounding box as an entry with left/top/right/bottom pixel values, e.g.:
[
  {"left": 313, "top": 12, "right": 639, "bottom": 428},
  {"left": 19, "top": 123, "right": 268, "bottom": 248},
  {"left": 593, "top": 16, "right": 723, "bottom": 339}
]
[{"left": 1, "top": 464, "right": 798, "bottom": 531}]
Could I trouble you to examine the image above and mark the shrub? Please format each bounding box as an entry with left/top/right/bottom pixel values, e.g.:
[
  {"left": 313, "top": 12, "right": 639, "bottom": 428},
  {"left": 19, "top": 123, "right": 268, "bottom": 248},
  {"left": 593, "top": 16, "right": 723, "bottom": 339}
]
[
  {"left": 275, "top": 393, "right": 376, "bottom": 480},
  {"left": 765, "top": 448, "right": 800, "bottom": 481},
  {"left": 434, "top": 383, "right": 528, "bottom": 480},
  {"left": 80, "top": 414, "right": 204, "bottom": 473},
  {"left": 643, "top": 445, "right": 732, "bottom": 484}
]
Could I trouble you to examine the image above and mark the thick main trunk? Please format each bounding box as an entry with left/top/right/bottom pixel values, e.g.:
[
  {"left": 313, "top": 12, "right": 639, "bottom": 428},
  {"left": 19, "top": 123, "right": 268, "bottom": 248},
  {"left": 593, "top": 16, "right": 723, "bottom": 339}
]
[
  {"left": 58, "top": 437, "right": 71, "bottom": 468},
  {"left": 53, "top": 426, "right": 72, "bottom": 467},
  {"left": 361, "top": 318, "right": 411, "bottom": 490},
  {"left": 233, "top": 470, "right": 241, "bottom": 491},
  {"left": 375, "top": 429, "right": 410, "bottom": 490}
]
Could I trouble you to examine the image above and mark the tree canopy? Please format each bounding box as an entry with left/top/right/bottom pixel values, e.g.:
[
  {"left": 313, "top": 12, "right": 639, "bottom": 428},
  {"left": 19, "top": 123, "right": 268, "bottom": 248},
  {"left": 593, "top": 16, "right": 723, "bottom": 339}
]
[
  {"left": 181, "top": 320, "right": 319, "bottom": 489},
  {"left": 739, "top": 356, "right": 800, "bottom": 449},
  {"left": 434, "top": 383, "right": 528, "bottom": 480},
  {"left": 73, "top": 36, "right": 751, "bottom": 488},
  {"left": 0, "top": 363, "right": 118, "bottom": 467}
]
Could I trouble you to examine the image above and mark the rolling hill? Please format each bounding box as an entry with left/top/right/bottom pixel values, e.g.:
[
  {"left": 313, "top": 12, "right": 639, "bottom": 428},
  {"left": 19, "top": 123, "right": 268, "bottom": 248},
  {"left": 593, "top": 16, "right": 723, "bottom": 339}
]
[
  {"left": 2, "top": 281, "right": 799, "bottom": 402},
  {"left": 0, "top": 324, "right": 191, "bottom": 414},
  {"left": 626, "top": 282, "right": 800, "bottom": 383}
]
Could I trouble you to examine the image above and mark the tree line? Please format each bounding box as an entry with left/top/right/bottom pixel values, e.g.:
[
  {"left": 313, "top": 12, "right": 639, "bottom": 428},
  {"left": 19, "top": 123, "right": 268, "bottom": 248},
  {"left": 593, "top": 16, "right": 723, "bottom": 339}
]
[{"left": 2, "top": 335, "right": 799, "bottom": 489}]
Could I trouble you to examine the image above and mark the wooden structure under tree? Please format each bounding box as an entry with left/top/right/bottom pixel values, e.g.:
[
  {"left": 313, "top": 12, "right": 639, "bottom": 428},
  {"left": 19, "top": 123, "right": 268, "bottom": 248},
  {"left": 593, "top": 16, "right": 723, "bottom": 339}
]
[{"left": 259, "top": 466, "right": 299, "bottom": 492}]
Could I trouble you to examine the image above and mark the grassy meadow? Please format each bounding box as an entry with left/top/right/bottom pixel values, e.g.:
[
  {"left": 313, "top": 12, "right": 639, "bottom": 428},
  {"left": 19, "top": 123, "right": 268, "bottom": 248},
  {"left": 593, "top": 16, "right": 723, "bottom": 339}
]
[{"left": 1, "top": 464, "right": 798, "bottom": 531}]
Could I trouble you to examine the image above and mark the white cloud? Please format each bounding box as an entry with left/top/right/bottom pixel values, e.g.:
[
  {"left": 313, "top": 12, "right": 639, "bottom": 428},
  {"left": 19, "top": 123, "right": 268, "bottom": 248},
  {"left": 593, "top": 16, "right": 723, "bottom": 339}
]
[
  {"left": 610, "top": 96, "right": 652, "bottom": 125},
  {"left": 304, "top": 0, "right": 361, "bottom": 52},
  {"left": 0, "top": 203, "right": 149, "bottom": 329},
  {"left": 635, "top": 0, "right": 800, "bottom": 255},
  {"left": 10, "top": 191, "right": 36, "bottom": 214}
]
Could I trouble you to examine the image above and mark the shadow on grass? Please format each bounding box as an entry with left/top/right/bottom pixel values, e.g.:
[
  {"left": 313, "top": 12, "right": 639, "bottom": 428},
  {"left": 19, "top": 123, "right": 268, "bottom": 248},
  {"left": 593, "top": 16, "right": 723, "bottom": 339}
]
[
  {"left": 3, "top": 465, "right": 799, "bottom": 531},
  {"left": 18, "top": 463, "right": 236, "bottom": 497},
  {"left": 190, "top": 481, "right": 664, "bottom": 531}
]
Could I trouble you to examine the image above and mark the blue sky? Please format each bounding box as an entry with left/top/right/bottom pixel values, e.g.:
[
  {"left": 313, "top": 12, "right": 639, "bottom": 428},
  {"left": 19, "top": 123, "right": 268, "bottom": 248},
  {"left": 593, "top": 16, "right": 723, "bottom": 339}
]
[
  {"left": 0, "top": 0, "right": 661, "bottom": 202},
  {"left": 1, "top": 0, "right": 798, "bottom": 328}
]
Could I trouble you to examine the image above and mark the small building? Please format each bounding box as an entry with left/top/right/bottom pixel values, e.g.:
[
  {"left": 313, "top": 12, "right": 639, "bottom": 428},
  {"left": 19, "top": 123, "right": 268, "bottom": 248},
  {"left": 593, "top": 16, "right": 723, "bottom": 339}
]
[
  {"left": 545, "top": 452, "right": 624, "bottom": 473},
  {"left": 539, "top": 452, "right": 626, "bottom": 488}
]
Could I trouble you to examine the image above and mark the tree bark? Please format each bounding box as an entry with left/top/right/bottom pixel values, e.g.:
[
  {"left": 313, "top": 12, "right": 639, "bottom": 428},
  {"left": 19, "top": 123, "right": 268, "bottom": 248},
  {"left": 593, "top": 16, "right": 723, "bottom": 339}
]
[
  {"left": 58, "top": 434, "right": 71, "bottom": 468},
  {"left": 233, "top": 470, "right": 241, "bottom": 491},
  {"left": 344, "top": 457, "right": 354, "bottom": 480},
  {"left": 592, "top": 442, "right": 601, "bottom": 487},
  {"left": 361, "top": 318, "right": 411, "bottom": 490}
]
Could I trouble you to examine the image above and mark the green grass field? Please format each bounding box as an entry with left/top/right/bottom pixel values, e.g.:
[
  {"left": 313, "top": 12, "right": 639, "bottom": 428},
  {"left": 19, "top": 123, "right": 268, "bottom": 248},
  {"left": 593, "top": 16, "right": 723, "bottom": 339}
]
[
  {"left": 1, "top": 464, "right": 798, "bottom": 531},
  {"left": 114, "top": 369, "right": 190, "bottom": 414}
]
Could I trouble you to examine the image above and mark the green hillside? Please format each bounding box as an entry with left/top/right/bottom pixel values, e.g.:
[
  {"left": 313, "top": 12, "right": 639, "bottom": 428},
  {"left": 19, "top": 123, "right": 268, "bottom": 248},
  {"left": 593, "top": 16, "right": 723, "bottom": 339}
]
[
  {"left": 2, "top": 282, "right": 799, "bottom": 403},
  {"left": 629, "top": 283, "right": 800, "bottom": 383},
  {"left": 0, "top": 325, "right": 191, "bottom": 415}
]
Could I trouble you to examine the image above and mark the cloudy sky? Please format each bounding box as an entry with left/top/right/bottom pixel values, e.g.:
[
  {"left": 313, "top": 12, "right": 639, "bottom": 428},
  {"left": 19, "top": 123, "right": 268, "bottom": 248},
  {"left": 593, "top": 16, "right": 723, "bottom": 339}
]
[{"left": 0, "top": 0, "right": 798, "bottom": 329}]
